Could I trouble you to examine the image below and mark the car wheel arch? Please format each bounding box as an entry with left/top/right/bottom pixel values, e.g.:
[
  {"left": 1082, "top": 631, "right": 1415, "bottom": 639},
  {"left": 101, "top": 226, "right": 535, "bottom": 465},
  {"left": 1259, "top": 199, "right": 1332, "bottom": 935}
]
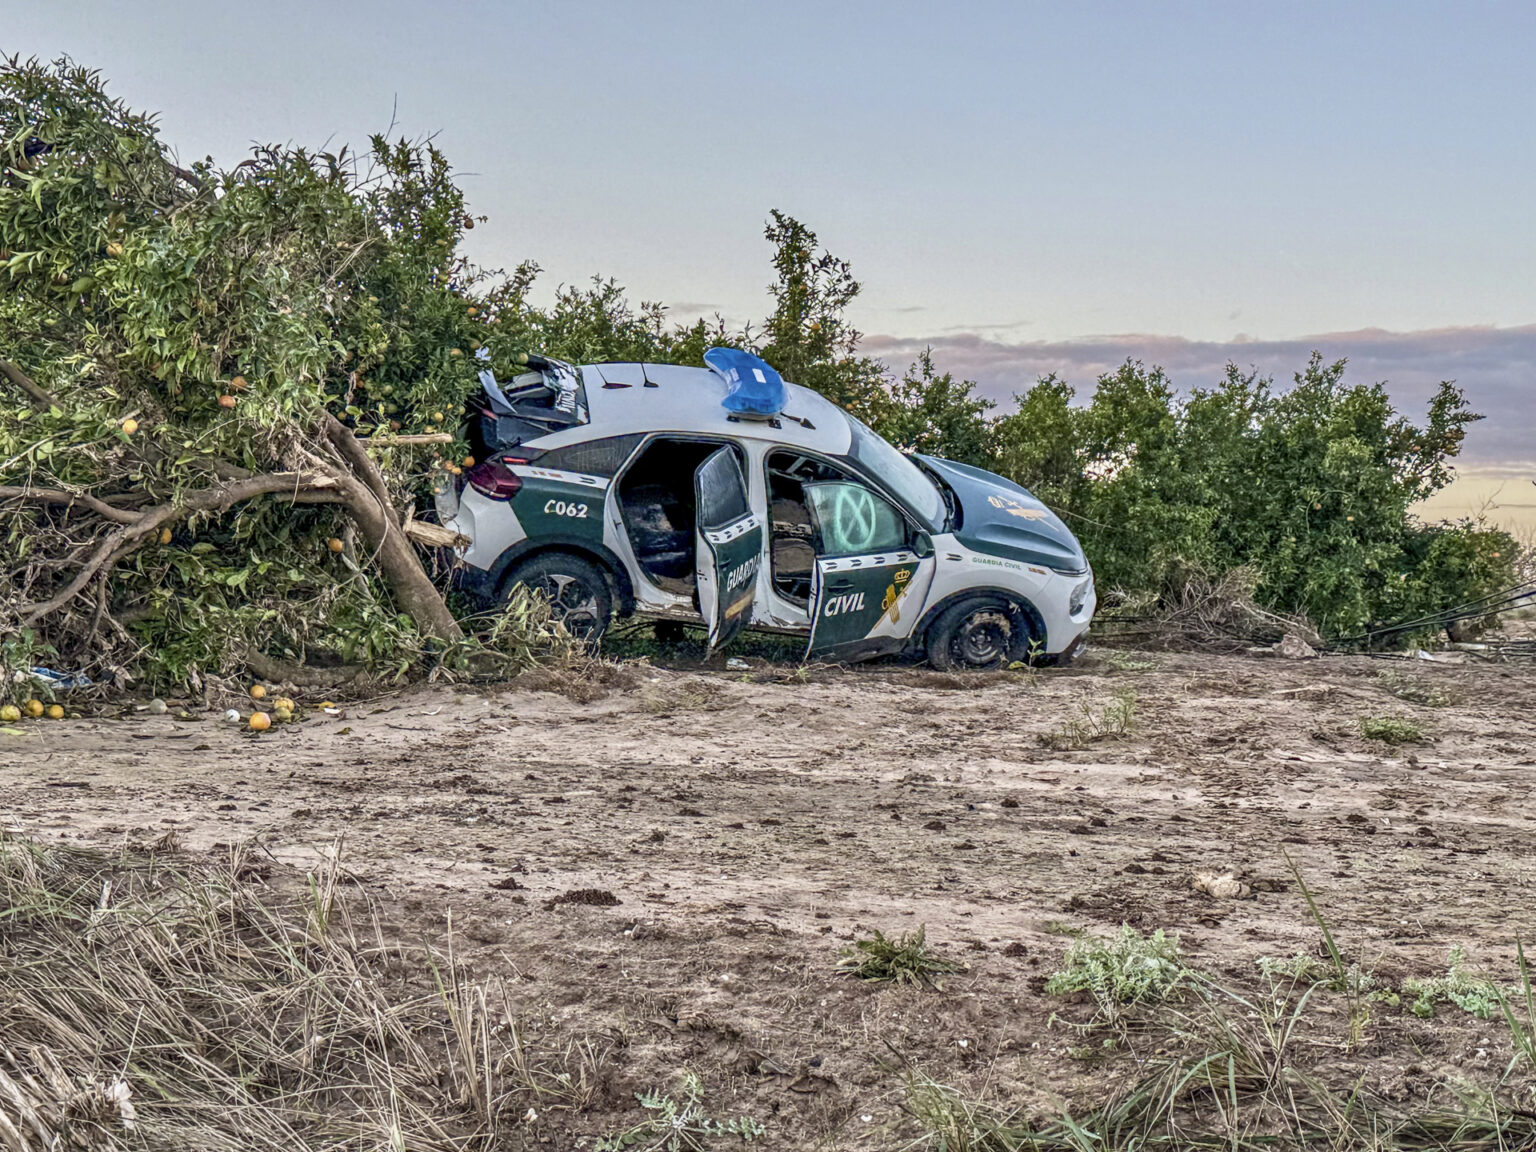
[
  {"left": 490, "top": 539, "right": 635, "bottom": 616},
  {"left": 914, "top": 587, "right": 1047, "bottom": 656}
]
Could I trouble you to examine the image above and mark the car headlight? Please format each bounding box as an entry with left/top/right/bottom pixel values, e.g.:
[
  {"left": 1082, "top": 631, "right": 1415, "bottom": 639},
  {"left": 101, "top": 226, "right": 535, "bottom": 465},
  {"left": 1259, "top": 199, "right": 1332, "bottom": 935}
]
[{"left": 1069, "top": 577, "right": 1091, "bottom": 615}]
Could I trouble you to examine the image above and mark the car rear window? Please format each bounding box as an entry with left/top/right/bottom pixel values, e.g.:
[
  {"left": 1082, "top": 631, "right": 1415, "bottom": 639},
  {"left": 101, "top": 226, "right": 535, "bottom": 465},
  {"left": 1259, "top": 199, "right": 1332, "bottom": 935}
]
[{"left": 535, "top": 434, "right": 645, "bottom": 478}]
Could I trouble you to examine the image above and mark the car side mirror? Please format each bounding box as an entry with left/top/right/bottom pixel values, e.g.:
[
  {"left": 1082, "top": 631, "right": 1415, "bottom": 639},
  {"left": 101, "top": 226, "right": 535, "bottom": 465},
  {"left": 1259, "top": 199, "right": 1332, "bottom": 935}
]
[{"left": 912, "top": 531, "right": 935, "bottom": 559}]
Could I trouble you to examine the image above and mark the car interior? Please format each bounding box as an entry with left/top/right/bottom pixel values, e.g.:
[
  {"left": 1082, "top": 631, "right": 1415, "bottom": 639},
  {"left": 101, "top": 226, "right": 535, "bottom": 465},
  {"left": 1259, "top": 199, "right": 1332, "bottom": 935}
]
[
  {"left": 765, "top": 450, "right": 855, "bottom": 606},
  {"left": 617, "top": 438, "right": 736, "bottom": 595}
]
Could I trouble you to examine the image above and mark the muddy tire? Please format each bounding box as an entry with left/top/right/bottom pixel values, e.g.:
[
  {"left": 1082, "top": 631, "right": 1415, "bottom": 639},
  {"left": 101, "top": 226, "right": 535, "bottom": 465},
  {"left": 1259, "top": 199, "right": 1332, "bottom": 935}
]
[
  {"left": 926, "top": 597, "right": 1036, "bottom": 671},
  {"left": 502, "top": 552, "right": 612, "bottom": 644}
]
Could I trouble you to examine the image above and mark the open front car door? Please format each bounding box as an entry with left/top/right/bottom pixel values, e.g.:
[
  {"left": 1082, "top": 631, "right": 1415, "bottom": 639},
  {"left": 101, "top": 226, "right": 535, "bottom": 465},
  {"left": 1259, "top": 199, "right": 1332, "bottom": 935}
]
[
  {"left": 804, "top": 481, "right": 936, "bottom": 660},
  {"left": 694, "top": 446, "right": 763, "bottom": 653}
]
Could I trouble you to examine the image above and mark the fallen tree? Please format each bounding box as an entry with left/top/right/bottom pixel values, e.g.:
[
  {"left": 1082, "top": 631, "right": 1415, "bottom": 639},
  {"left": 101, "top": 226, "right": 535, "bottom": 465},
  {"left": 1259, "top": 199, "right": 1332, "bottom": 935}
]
[{"left": 0, "top": 56, "right": 546, "bottom": 689}]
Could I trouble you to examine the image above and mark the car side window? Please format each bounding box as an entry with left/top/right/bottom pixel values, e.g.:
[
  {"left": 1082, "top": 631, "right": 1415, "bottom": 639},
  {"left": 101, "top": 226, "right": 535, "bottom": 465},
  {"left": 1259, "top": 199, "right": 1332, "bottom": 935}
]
[
  {"left": 765, "top": 449, "right": 857, "bottom": 605},
  {"left": 536, "top": 433, "right": 645, "bottom": 478},
  {"left": 695, "top": 446, "right": 751, "bottom": 528},
  {"left": 804, "top": 482, "right": 906, "bottom": 556}
]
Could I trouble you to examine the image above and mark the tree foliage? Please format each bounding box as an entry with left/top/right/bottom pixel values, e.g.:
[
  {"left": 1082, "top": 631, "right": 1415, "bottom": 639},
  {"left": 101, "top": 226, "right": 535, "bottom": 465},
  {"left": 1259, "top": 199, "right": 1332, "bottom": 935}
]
[
  {"left": 0, "top": 56, "right": 528, "bottom": 689},
  {"left": 992, "top": 358, "right": 1517, "bottom": 637}
]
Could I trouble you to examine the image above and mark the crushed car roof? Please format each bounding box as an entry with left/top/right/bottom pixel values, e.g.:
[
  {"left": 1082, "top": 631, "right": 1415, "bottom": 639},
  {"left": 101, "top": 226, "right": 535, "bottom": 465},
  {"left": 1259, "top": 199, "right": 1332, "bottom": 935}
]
[{"left": 533, "top": 363, "right": 855, "bottom": 456}]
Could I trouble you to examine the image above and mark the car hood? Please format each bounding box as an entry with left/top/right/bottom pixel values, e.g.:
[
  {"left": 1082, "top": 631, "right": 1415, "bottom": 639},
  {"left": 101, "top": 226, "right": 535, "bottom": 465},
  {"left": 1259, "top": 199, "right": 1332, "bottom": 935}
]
[{"left": 917, "top": 455, "right": 1088, "bottom": 574}]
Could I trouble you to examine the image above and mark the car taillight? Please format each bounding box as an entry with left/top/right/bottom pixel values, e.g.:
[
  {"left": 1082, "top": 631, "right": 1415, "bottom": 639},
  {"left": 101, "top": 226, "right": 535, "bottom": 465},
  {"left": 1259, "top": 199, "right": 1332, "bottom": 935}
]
[{"left": 466, "top": 458, "right": 522, "bottom": 500}]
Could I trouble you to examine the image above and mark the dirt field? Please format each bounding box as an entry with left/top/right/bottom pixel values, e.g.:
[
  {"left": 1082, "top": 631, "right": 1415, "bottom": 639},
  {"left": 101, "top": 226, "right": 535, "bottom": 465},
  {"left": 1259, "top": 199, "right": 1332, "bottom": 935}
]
[{"left": 4, "top": 648, "right": 1535, "bottom": 1148}]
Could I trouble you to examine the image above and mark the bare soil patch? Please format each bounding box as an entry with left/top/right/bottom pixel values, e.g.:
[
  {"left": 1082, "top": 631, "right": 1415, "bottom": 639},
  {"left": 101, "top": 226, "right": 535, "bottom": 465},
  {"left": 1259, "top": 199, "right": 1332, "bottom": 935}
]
[{"left": 3, "top": 650, "right": 1534, "bottom": 1147}]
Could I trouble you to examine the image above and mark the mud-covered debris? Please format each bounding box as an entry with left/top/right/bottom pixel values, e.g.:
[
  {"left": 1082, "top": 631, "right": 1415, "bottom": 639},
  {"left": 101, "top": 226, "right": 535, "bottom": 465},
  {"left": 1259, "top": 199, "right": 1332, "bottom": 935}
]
[
  {"left": 488, "top": 876, "right": 523, "bottom": 891},
  {"left": 1192, "top": 871, "right": 1251, "bottom": 899},
  {"left": 545, "top": 888, "right": 621, "bottom": 909},
  {"left": 1279, "top": 633, "right": 1318, "bottom": 659}
]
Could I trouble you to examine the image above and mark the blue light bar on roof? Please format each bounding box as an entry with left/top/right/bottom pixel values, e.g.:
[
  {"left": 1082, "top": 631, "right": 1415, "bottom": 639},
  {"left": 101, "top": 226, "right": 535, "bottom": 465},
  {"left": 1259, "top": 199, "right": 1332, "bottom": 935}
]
[{"left": 704, "top": 347, "right": 787, "bottom": 418}]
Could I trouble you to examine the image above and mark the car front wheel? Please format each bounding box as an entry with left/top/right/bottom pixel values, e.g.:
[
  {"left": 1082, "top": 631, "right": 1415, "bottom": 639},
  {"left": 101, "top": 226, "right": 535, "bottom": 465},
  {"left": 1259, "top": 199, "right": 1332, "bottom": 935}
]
[
  {"left": 502, "top": 552, "right": 613, "bottom": 643},
  {"left": 925, "top": 597, "right": 1037, "bottom": 671}
]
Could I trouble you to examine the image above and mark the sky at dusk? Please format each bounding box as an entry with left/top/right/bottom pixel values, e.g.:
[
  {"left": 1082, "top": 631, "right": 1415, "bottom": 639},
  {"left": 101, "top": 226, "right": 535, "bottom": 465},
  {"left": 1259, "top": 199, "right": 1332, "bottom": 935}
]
[{"left": 8, "top": 1, "right": 1534, "bottom": 475}]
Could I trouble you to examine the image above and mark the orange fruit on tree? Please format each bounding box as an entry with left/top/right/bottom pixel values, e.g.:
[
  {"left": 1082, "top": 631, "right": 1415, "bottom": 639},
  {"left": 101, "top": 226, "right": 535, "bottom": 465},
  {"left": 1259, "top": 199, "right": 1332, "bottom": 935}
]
[
  {"left": 158, "top": 528, "right": 172, "bottom": 545},
  {"left": 327, "top": 538, "right": 344, "bottom": 554},
  {"left": 462, "top": 456, "right": 475, "bottom": 468},
  {"left": 248, "top": 712, "right": 271, "bottom": 732},
  {"left": 120, "top": 418, "right": 138, "bottom": 435},
  {"left": 218, "top": 394, "right": 237, "bottom": 409},
  {"left": 230, "top": 375, "right": 248, "bottom": 391}
]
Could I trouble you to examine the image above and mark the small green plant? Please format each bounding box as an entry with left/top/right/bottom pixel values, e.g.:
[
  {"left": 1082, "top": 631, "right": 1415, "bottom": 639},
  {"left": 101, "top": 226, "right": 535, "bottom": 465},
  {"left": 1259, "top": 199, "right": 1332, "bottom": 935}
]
[
  {"left": 1098, "top": 648, "right": 1158, "bottom": 672},
  {"left": 1279, "top": 850, "right": 1394, "bottom": 1048},
  {"left": 1043, "top": 920, "right": 1085, "bottom": 938},
  {"left": 1405, "top": 946, "right": 1503, "bottom": 1019},
  {"left": 598, "top": 1071, "right": 763, "bottom": 1150},
  {"left": 1039, "top": 687, "right": 1139, "bottom": 750},
  {"left": 1257, "top": 952, "right": 1381, "bottom": 998},
  {"left": 904, "top": 1074, "right": 1028, "bottom": 1152},
  {"left": 1007, "top": 637, "right": 1048, "bottom": 683},
  {"left": 1375, "top": 669, "right": 1457, "bottom": 707},
  {"left": 1498, "top": 941, "right": 1536, "bottom": 1074},
  {"left": 1359, "top": 714, "right": 1426, "bottom": 744},
  {"left": 1045, "top": 925, "right": 1187, "bottom": 1014},
  {"left": 836, "top": 926, "right": 958, "bottom": 988}
]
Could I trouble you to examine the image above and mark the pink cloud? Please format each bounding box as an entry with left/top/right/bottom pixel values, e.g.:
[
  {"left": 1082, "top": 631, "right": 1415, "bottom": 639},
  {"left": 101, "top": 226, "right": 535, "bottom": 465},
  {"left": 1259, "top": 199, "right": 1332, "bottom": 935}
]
[{"left": 864, "top": 324, "right": 1536, "bottom": 468}]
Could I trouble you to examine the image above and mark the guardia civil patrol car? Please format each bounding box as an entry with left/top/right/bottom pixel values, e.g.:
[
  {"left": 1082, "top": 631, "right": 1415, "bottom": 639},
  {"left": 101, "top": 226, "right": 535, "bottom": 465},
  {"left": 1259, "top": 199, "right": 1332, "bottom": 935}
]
[{"left": 436, "top": 348, "right": 1094, "bottom": 669}]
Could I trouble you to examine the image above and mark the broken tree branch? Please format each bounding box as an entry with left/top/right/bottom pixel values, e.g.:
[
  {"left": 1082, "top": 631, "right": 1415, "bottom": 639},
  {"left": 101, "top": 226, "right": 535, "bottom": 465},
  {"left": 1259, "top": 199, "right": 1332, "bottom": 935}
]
[
  {"left": 245, "top": 649, "right": 368, "bottom": 689},
  {"left": 358, "top": 433, "right": 455, "bottom": 447},
  {"left": 0, "top": 357, "right": 59, "bottom": 412},
  {"left": 402, "top": 519, "right": 469, "bottom": 549},
  {"left": 20, "top": 472, "right": 338, "bottom": 625},
  {"left": 323, "top": 413, "right": 399, "bottom": 528},
  {"left": 0, "top": 485, "right": 141, "bottom": 525}
]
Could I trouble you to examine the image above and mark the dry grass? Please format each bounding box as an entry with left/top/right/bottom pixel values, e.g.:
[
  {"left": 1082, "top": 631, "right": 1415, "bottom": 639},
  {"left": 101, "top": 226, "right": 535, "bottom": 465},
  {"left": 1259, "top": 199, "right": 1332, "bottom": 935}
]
[
  {"left": 1098, "top": 565, "right": 1321, "bottom": 653},
  {"left": 904, "top": 956, "right": 1536, "bottom": 1151},
  {"left": 0, "top": 834, "right": 611, "bottom": 1151},
  {"left": 637, "top": 678, "right": 729, "bottom": 716}
]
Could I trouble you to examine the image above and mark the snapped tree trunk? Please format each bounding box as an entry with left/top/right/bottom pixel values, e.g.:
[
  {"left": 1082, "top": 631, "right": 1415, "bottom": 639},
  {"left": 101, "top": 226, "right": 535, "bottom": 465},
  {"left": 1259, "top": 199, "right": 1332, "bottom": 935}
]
[{"left": 323, "top": 414, "right": 464, "bottom": 645}]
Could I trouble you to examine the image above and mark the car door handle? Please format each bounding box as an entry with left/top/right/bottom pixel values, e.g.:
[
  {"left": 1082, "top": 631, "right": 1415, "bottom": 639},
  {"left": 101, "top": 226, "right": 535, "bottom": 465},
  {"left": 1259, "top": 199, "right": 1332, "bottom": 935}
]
[{"left": 827, "top": 579, "right": 856, "bottom": 592}]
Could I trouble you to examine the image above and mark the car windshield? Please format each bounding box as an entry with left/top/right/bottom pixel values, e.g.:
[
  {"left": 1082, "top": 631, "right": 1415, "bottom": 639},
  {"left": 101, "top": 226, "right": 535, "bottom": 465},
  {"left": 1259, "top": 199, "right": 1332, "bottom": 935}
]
[{"left": 844, "top": 416, "right": 945, "bottom": 530}]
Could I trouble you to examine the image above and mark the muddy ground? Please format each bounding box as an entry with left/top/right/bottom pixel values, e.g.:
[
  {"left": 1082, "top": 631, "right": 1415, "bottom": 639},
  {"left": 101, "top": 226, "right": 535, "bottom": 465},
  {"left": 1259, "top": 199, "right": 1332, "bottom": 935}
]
[{"left": 3, "top": 648, "right": 1535, "bottom": 1148}]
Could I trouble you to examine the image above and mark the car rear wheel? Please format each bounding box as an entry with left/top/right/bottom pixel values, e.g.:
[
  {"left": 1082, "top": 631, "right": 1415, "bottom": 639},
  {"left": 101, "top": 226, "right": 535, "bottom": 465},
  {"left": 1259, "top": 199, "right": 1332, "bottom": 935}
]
[
  {"left": 502, "top": 552, "right": 612, "bottom": 644},
  {"left": 926, "top": 597, "right": 1037, "bottom": 671}
]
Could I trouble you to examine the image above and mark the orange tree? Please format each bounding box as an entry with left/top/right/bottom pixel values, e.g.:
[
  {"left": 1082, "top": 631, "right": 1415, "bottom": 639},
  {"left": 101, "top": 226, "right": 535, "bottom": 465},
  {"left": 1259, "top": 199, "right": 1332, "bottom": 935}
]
[
  {"left": 992, "top": 356, "right": 1519, "bottom": 639},
  {"left": 0, "top": 56, "right": 556, "bottom": 689}
]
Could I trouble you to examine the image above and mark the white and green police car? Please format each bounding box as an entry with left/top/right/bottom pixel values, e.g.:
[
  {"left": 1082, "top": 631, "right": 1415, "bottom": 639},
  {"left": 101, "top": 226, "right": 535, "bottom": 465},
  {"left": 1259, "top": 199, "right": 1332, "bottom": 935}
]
[{"left": 436, "top": 349, "right": 1094, "bottom": 669}]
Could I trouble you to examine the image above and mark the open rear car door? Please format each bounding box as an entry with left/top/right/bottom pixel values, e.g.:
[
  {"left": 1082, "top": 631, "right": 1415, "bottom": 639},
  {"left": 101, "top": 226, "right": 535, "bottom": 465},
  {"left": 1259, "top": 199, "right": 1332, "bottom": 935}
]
[
  {"left": 804, "top": 481, "right": 936, "bottom": 660},
  {"left": 694, "top": 446, "right": 763, "bottom": 653}
]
